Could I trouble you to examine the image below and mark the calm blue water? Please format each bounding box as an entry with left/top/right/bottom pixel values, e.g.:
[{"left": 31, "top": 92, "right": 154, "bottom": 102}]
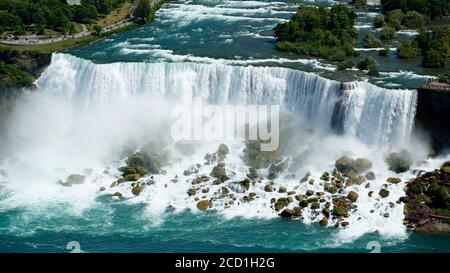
[{"left": 1, "top": 0, "right": 449, "bottom": 253}]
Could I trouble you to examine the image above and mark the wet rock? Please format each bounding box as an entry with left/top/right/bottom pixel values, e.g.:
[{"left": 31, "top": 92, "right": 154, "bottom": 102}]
[
  {"left": 112, "top": 192, "right": 122, "bottom": 198},
  {"left": 118, "top": 166, "right": 138, "bottom": 175},
  {"left": 300, "top": 172, "right": 310, "bottom": 183},
  {"left": 295, "top": 194, "right": 304, "bottom": 201},
  {"left": 383, "top": 213, "right": 390, "bottom": 218},
  {"left": 324, "top": 183, "right": 338, "bottom": 194},
  {"left": 192, "top": 175, "right": 209, "bottom": 185},
  {"left": 347, "top": 191, "right": 359, "bottom": 202},
  {"left": 306, "top": 190, "right": 314, "bottom": 196},
  {"left": 307, "top": 197, "right": 319, "bottom": 203},
  {"left": 299, "top": 199, "right": 309, "bottom": 208},
  {"left": 275, "top": 198, "right": 288, "bottom": 211},
  {"left": 269, "top": 160, "right": 289, "bottom": 175},
  {"left": 341, "top": 221, "right": 349, "bottom": 227},
  {"left": 247, "top": 167, "right": 260, "bottom": 179},
  {"left": 335, "top": 156, "right": 354, "bottom": 173},
  {"left": 320, "top": 172, "right": 330, "bottom": 181},
  {"left": 287, "top": 196, "right": 294, "bottom": 203},
  {"left": 211, "top": 162, "right": 228, "bottom": 180},
  {"left": 278, "top": 186, "right": 287, "bottom": 193},
  {"left": 355, "top": 175, "right": 366, "bottom": 185},
  {"left": 239, "top": 179, "right": 251, "bottom": 191},
  {"left": 99, "top": 186, "right": 106, "bottom": 192},
  {"left": 187, "top": 188, "right": 197, "bottom": 196},
  {"left": 322, "top": 208, "right": 330, "bottom": 218},
  {"left": 319, "top": 217, "right": 328, "bottom": 226},
  {"left": 197, "top": 200, "right": 209, "bottom": 210},
  {"left": 387, "top": 177, "right": 401, "bottom": 184},
  {"left": 124, "top": 173, "right": 140, "bottom": 182},
  {"left": 352, "top": 158, "right": 372, "bottom": 173},
  {"left": 264, "top": 184, "right": 273, "bottom": 192},
  {"left": 217, "top": 143, "right": 229, "bottom": 156},
  {"left": 110, "top": 181, "right": 118, "bottom": 188},
  {"left": 311, "top": 202, "right": 320, "bottom": 210},
  {"left": 386, "top": 150, "right": 412, "bottom": 173},
  {"left": 131, "top": 183, "right": 145, "bottom": 196},
  {"left": 268, "top": 173, "right": 277, "bottom": 180},
  {"left": 379, "top": 188, "right": 390, "bottom": 198},
  {"left": 280, "top": 208, "right": 295, "bottom": 218},
  {"left": 368, "top": 191, "right": 373, "bottom": 197},
  {"left": 62, "top": 174, "right": 86, "bottom": 187},
  {"left": 365, "top": 171, "right": 376, "bottom": 180}
]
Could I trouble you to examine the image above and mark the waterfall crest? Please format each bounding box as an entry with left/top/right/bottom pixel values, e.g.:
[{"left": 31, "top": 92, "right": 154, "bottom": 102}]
[{"left": 36, "top": 53, "right": 417, "bottom": 146}]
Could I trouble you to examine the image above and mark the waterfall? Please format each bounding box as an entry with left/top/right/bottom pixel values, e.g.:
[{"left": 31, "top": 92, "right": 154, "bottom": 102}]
[{"left": 36, "top": 53, "right": 417, "bottom": 146}]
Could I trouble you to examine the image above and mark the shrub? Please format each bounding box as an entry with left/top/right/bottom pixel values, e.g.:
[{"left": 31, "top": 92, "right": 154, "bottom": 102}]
[
  {"left": 379, "top": 47, "right": 390, "bottom": 56},
  {"left": 373, "top": 14, "right": 385, "bottom": 28},
  {"left": 402, "top": 11, "right": 427, "bottom": 29},
  {"left": 363, "top": 32, "right": 383, "bottom": 48},
  {"left": 386, "top": 9, "right": 405, "bottom": 30},
  {"left": 357, "top": 57, "right": 380, "bottom": 76},
  {"left": 397, "top": 40, "right": 420, "bottom": 58},
  {"left": 380, "top": 26, "right": 397, "bottom": 40},
  {"left": 423, "top": 49, "right": 447, "bottom": 68}
]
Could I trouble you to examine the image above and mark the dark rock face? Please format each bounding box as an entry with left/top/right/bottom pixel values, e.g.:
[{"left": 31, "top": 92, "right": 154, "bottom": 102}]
[
  {"left": 403, "top": 164, "right": 450, "bottom": 235},
  {"left": 415, "top": 88, "right": 450, "bottom": 151}
]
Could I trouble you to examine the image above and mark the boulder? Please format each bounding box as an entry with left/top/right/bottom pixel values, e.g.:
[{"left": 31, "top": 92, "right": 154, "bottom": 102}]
[
  {"left": 386, "top": 177, "right": 401, "bottom": 184},
  {"left": 64, "top": 174, "right": 85, "bottom": 186},
  {"left": 365, "top": 171, "right": 376, "bottom": 180},
  {"left": 131, "top": 183, "right": 145, "bottom": 196},
  {"left": 187, "top": 188, "right": 197, "bottom": 196},
  {"left": 385, "top": 150, "right": 412, "bottom": 173},
  {"left": 99, "top": 186, "right": 106, "bottom": 192},
  {"left": 379, "top": 188, "right": 390, "bottom": 198},
  {"left": 118, "top": 166, "right": 137, "bottom": 175},
  {"left": 319, "top": 217, "right": 328, "bottom": 226},
  {"left": 442, "top": 166, "right": 450, "bottom": 174},
  {"left": 278, "top": 186, "right": 287, "bottom": 193},
  {"left": 112, "top": 192, "right": 122, "bottom": 198},
  {"left": 352, "top": 158, "right": 372, "bottom": 173},
  {"left": 306, "top": 190, "right": 314, "bottom": 196},
  {"left": 124, "top": 173, "right": 140, "bottom": 182},
  {"left": 280, "top": 208, "right": 295, "bottom": 218},
  {"left": 217, "top": 143, "right": 229, "bottom": 156},
  {"left": 197, "top": 200, "right": 209, "bottom": 210},
  {"left": 332, "top": 207, "right": 348, "bottom": 217},
  {"left": 239, "top": 179, "right": 251, "bottom": 191},
  {"left": 247, "top": 167, "right": 260, "bottom": 179},
  {"left": 211, "top": 163, "right": 228, "bottom": 181},
  {"left": 274, "top": 198, "right": 288, "bottom": 211},
  {"left": 264, "top": 184, "right": 273, "bottom": 192},
  {"left": 335, "top": 156, "right": 354, "bottom": 173},
  {"left": 324, "top": 183, "right": 338, "bottom": 194},
  {"left": 347, "top": 191, "right": 359, "bottom": 202},
  {"left": 311, "top": 202, "right": 320, "bottom": 210}
]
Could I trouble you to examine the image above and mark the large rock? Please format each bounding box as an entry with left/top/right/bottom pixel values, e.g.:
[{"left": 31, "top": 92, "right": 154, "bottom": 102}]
[
  {"left": 217, "top": 143, "right": 229, "bottom": 156},
  {"left": 385, "top": 150, "right": 412, "bottom": 173},
  {"left": 131, "top": 183, "right": 145, "bottom": 196},
  {"left": 264, "top": 184, "right": 273, "bottom": 192},
  {"left": 365, "top": 171, "right": 376, "bottom": 180},
  {"left": 335, "top": 156, "right": 354, "bottom": 173},
  {"left": 197, "top": 200, "right": 209, "bottom": 210},
  {"left": 61, "top": 174, "right": 85, "bottom": 186},
  {"left": 280, "top": 208, "right": 294, "bottom": 218},
  {"left": 211, "top": 163, "right": 228, "bottom": 181},
  {"left": 387, "top": 177, "right": 401, "bottom": 184},
  {"left": 379, "top": 188, "right": 390, "bottom": 198},
  {"left": 347, "top": 191, "right": 359, "bottom": 202},
  {"left": 352, "top": 158, "right": 372, "bottom": 174}
]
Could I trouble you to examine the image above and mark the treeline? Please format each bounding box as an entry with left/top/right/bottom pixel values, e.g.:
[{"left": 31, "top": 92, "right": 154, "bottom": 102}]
[
  {"left": 0, "top": 0, "right": 127, "bottom": 35},
  {"left": 274, "top": 4, "right": 358, "bottom": 63},
  {"left": 381, "top": 0, "right": 449, "bottom": 19}
]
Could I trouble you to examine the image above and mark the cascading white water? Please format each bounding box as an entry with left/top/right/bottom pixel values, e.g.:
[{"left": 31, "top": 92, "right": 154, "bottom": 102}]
[{"left": 36, "top": 53, "right": 417, "bottom": 145}]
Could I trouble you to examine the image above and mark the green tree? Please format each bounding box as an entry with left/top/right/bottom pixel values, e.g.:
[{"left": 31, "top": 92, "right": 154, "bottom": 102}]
[
  {"left": 133, "top": 0, "right": 151, "bottom": 24},
  {"left": 364, "top": 32, "right": 383, "bottom": 48},
  {"left": 380, "top": 26, "right": 397, "bottom": 40},
  {"left": 397, "top": 40, "right": 420, "bottom": 58}
]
